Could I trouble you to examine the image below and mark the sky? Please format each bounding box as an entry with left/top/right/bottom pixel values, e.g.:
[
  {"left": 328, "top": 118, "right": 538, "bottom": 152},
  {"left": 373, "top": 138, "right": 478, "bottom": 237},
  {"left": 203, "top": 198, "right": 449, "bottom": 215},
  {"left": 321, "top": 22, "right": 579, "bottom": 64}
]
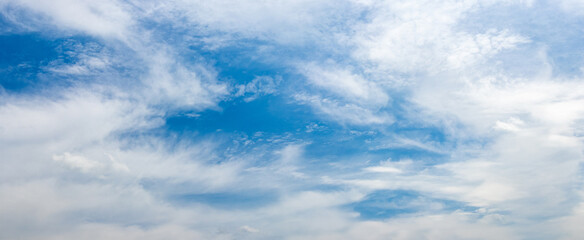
[{"left": 1, "top": 0, "right": 584, "bottom": 239}]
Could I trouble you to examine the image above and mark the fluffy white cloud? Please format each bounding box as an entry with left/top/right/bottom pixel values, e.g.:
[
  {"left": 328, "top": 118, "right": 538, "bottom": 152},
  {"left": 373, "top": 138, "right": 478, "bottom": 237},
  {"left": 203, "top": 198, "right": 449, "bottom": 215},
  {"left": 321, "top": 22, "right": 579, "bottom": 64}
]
[
  {"left": 300, "top": 62, "right": 389, "bottom": 106},
  {"left": 164, "top": 0, "right": 359, "bottom": 45},
  {"left": 0, "top": 0, "right": 133, "bottom": 38},
  {"left": 235, "top": 75, "right": 280, "bottom": 102}
]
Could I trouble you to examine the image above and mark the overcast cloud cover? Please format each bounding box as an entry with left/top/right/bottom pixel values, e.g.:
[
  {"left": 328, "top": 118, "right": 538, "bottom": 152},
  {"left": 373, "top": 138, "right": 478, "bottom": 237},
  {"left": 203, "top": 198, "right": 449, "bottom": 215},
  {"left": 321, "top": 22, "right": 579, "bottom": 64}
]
[{"left": 1, "top": 0, "right": 584, "bottom": 239}]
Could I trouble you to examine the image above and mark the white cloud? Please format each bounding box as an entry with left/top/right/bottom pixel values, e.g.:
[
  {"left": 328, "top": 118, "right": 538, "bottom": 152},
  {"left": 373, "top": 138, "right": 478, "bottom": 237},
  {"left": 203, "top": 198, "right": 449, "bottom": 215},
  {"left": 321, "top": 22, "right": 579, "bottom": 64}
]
[
  {"left": 364, "top": 166, "right": 402, "bottom": 174},
  {"left": 413, "top": 75, "right": 584, "bottom": 136},
  {"left": 1, "top": 0, "right": 230, "bottom": 112},
  {"left": 46, "top": 42, "right": 112, "bottom": 75},
  {"left": 363, "top": 159, "right": 413, "bottom": 174},
  {"left": 166, "top": 0, "right": 359, "bottom": 45},
  {"left": 554, "top": 196, "right": 584, "bottom": 239},
  {"left": 235, "top": 76, "right": 280, "bottom": 102},
  {"left": 351, "top": 0, "right": 528, "bottom": 74},
  {"left": 52, "top": 152, "right": 101, "bottom": 172},
  {"left": 337, "top": 212, "right": 520, "bottom": 240},
  {"left": 0, "top": 91, "right": 247, "bottom": 239},
  {"left": 560, "top": 0, "right": 584, "bottom": 15},
  {"left": 446, "top": 30, "right": 529, "bottom": 69},
  {"left": 494, "top": 117, "right": 524, "bottom": 132},
  {"left": 294, "top": 61, "right": 394, "bottom": 125},
  {"left": 294, "top": 93, "right": 394, "bottom": 125},
  {"left": 300, "top": 63, "right": 389, "bottom": 106},
  {"left": 140, "top": 49, "right": 228, "bottom": 110},
  {"left": 0, "top": 90, "right": 156, "bottom": 148},
  {"left": 1, "top": 0, "right": 133, "bottom": 39},
  {"left": 369, "top": 135, "right": 446, "bottom": 154},
  {"left": 240, "top": 225, "right": 260, "bottom": 233}
]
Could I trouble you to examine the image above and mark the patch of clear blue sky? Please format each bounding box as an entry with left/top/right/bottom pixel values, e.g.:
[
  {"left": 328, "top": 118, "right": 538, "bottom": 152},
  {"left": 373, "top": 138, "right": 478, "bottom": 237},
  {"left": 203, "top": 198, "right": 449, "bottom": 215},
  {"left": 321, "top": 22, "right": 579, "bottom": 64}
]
[
  {"left": 0, "top": 33, "right": 58, "bottom": 91},
  {"left": 170, "top": 191, "right": 280, "bottom": 210},
  {"left": 347, "top": 190, "right": 479, "bottom": 220}
]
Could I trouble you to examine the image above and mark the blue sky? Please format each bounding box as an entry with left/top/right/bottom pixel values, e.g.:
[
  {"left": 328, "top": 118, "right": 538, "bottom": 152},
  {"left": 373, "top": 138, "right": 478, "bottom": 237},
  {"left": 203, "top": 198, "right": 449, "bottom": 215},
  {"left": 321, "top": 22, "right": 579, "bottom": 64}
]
[{"left": 1, "top": 0, "right": 584, "bottom": 239}]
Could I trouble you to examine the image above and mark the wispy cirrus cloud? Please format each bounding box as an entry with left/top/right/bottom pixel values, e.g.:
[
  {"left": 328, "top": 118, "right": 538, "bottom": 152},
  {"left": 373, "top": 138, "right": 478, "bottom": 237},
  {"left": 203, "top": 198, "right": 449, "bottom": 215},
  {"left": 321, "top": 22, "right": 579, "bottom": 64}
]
[{"left": 2, "top": 0, "right": 584, "bottom": 239}]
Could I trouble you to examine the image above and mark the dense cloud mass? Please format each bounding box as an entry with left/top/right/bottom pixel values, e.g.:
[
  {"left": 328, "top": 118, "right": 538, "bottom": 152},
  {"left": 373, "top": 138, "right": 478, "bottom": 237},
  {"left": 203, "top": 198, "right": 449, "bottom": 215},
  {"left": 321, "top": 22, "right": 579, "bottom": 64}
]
[{"left": 1, "top": 0, "right": 584, "bottom": 239}]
